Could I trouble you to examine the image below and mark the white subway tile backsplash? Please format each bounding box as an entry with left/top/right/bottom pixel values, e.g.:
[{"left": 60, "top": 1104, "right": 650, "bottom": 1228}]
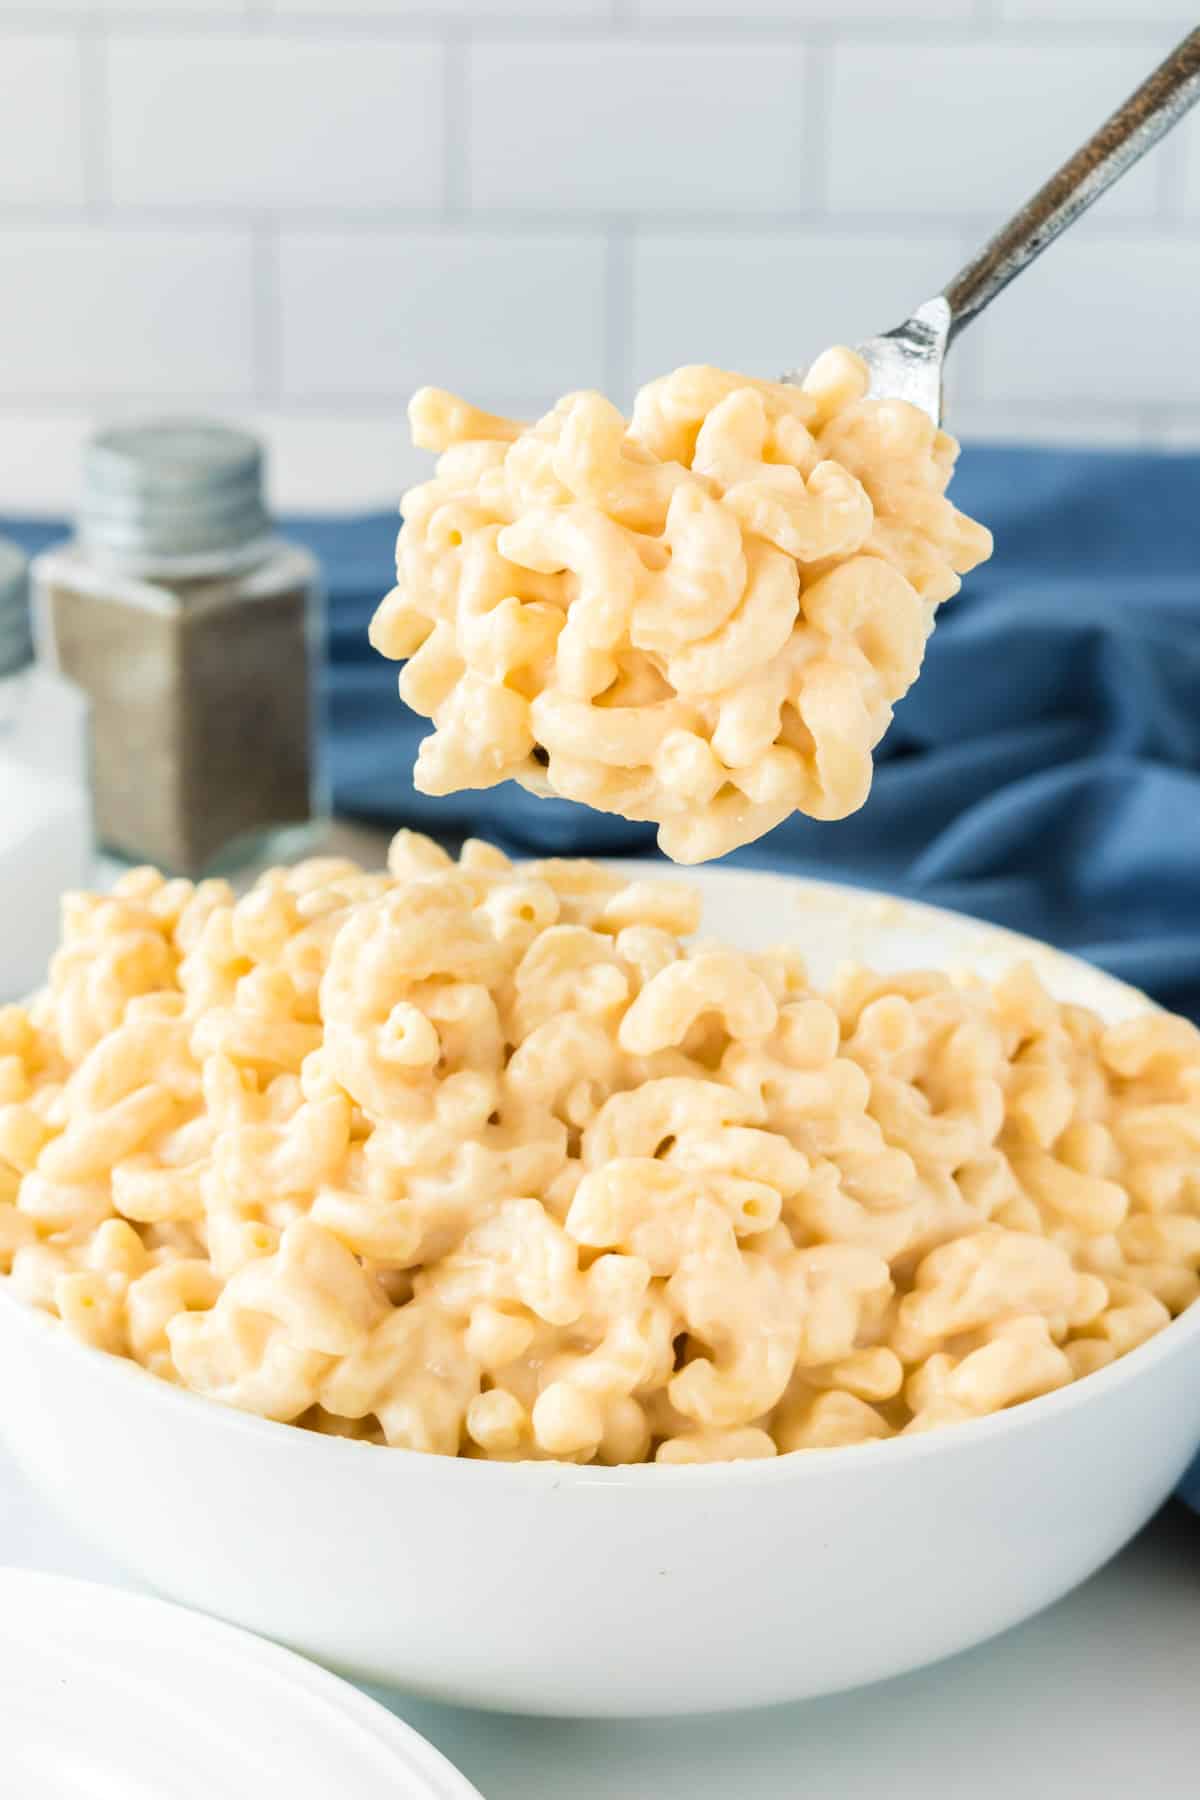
[
  {"left": 0, "top": 36, "right": 83, "bottom": 207},
  {"left": 468, "top": 41, "right": 811, "bottom": 213},
  {"left": 950, "top": 402, "right": 1148, "bottom": 447},
  {"left": 252, "top": 412, "right": 426, "bottom": 513},
  {"left": 0, "top": 9, "right": 1193, "bottom": 505},
  {"left": 105, "top": 34, "right": 443, "bottom": 210},
  {"left": 972, "top": 234, "right": 1200, "bottom": 408},
  {"left": 278, "top": 230, "right": 607, "bottom": 404},
  {"left": 630, "top": 231, "right": 966, "bottom": 396},
  {"left": 0, "top": 411, "right": 420, "bottom": 520},
  {"left": 829, "top": 43, "right": 1166, "bottom": 220},
  {"left": 0, "top": 229, "right": 254, "bottom": 399}
]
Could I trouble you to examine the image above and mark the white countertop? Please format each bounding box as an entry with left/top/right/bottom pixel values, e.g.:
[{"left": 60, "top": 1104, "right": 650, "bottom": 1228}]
[
  {"left": 3, "top": 1448, "right": 1196, "bottom": 1799},
  {"left": 6, "top": 823, "right": 1199, "bottom": 1794}
]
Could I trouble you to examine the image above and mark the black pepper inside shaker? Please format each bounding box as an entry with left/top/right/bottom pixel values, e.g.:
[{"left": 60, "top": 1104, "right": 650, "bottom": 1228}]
[{"left": 30, "top": 421, "right": 327, "bottom": 879}]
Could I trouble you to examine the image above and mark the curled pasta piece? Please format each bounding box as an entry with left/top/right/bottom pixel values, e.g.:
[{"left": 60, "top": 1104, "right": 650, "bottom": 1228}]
[{"left": 618, "top": 952, "right": 777, "bottom": 1056}]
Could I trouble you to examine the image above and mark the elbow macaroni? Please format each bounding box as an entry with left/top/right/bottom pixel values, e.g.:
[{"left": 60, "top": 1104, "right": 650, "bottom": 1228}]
[
  {"left": 2, "top": 835, "right": 1197, "bottom": 1464},
  {"left": 370, "top": 350, "right": 992, "bottom": 862}
]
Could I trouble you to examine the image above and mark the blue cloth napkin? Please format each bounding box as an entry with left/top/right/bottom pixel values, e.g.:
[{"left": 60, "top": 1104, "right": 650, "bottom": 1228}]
[{"left": 7, "top": 443, "right": 1199, "bottom": 1507}]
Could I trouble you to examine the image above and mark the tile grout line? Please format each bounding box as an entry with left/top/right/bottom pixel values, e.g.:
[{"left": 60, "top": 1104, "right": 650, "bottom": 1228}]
[
  {"left": 0, "top": 16, "right": 1180, "bottom": 46},
  {"left": 252, "top": 220, "right": 281, "bottom": 407},
  {"left": 802, "top": 33, "right": 830, "bottom": 219},
  {"left": 0, "top": 393, "right": 1183, "bottom": 433},
  {"left": 442, "top": 26, "right": 468, "bottom": 217},
  {"left": 603, "top": 218, "right": 634, "bottom": 404},
  {"left": 0, "top": 205, "right": 1180, "bottom": 236},
  {"left": 78, "top": 12, "right": 109, "bottom": 217}
]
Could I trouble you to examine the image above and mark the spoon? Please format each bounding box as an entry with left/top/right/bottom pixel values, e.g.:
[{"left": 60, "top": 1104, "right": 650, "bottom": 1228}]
[{"left": 784, "top": 27, "right": 1200, "bottom": 424}]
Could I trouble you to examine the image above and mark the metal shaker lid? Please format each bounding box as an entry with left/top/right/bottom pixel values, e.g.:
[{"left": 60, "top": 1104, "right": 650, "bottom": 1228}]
[{"left": 79, "top": 420, "right": 270, "bottom": 565}]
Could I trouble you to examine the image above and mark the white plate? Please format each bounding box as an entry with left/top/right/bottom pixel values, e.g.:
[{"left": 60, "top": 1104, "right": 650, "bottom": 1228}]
[{"left": 0, "top": 1569, "right": 481, "bottom": 1799}]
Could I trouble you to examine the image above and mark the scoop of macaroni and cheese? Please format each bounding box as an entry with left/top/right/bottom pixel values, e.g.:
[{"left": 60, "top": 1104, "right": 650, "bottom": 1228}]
[
  {"left": 1, "top": 836, "right": 1197, "bottom": 1464},
  {"left": 371, "top": 350, "right": 993, "bottom": 861}
]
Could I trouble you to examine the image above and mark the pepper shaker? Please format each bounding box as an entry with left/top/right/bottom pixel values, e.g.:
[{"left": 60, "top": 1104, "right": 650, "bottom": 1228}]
[{"left": 31, "top": 421, "right": 326, "bottom": 879}]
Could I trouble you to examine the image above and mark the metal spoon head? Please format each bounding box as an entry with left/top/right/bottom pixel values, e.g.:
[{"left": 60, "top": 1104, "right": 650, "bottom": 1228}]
[{"left": 783, "top": 295, "right": 951, "bottom": 425}]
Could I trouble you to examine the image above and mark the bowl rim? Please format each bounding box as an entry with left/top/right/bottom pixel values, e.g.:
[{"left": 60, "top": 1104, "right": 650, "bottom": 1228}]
[
  {"left": 3, "top": 1274, "right": 1198, "bottom": 1489},
  {"left": 3, "top": 860, "right": 1195, "bottom": 1490},
  {"left": 601, "top": 859, "right": 1159, "bottom": 1019}
]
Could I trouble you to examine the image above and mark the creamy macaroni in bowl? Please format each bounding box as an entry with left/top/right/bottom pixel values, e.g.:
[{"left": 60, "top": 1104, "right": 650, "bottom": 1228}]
[
  {"left": 371, "top": 348, "right": 992, "bottom": 862},
  {"left": 2, "top": 835, "right": 1198, "bottom": 1464}
]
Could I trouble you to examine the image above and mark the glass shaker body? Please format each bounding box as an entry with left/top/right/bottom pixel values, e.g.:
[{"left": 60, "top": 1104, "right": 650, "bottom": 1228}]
[
  {"left": 29, "top": 423, "right": 328, "bottom": 881},
  {"left": 31, "top": 537, "right": 326, "bottom": 880}
]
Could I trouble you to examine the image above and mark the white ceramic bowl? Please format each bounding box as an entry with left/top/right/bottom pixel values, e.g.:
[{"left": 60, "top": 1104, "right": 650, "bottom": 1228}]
[{"left": 3, "top": 867, "right": 1199, "bottom": 1718}]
